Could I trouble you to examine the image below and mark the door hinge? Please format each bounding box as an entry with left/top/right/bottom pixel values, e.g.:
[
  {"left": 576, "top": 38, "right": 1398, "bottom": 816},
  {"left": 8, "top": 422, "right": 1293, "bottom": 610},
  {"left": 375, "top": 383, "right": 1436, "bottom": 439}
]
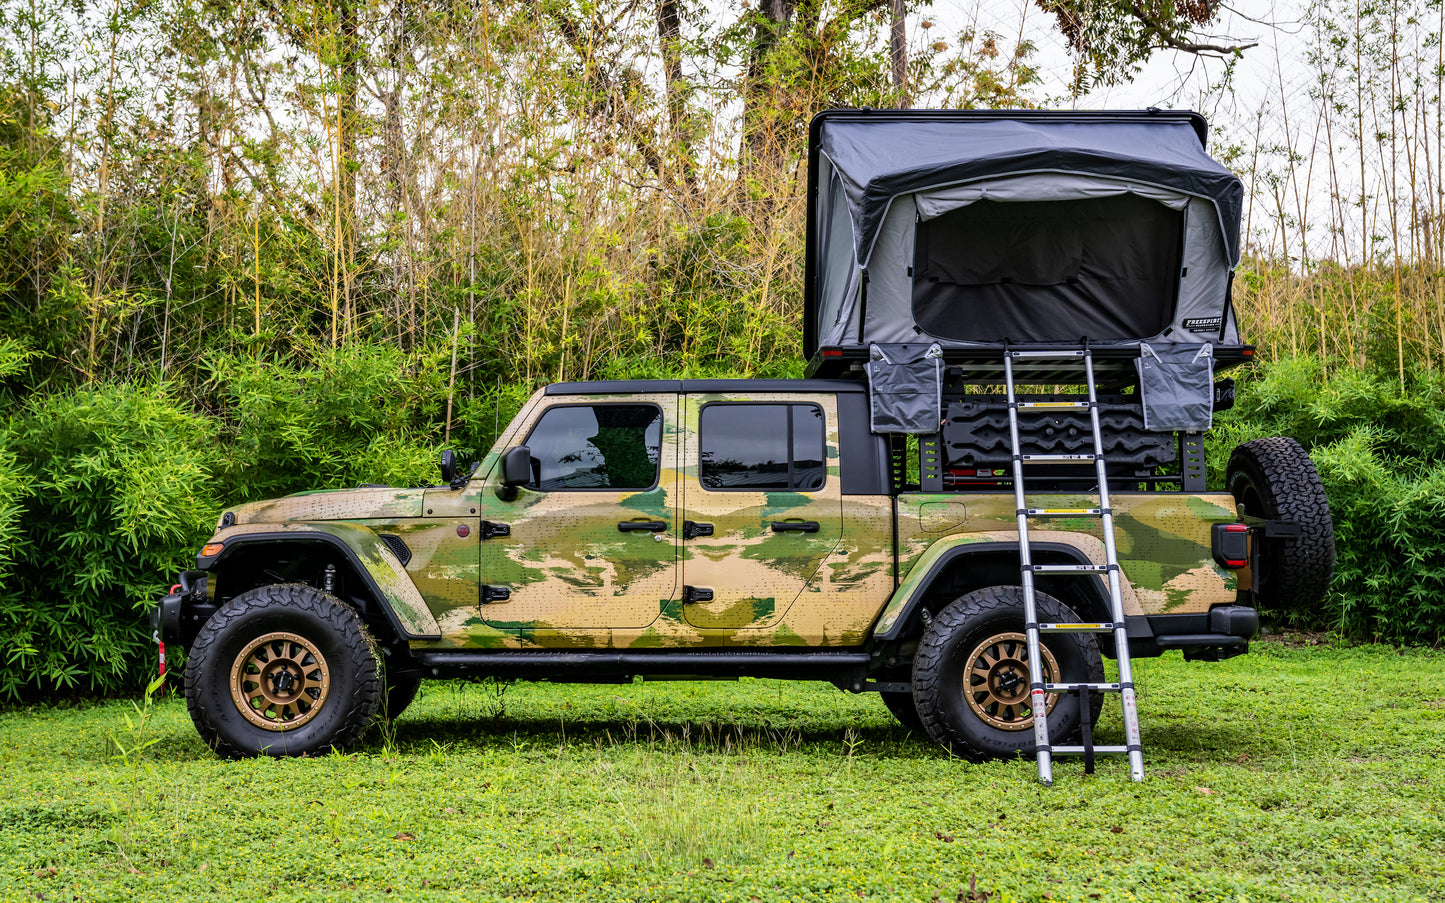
[
  {"left": 480, "top": 585, "right": 511, "bottom": 605},
  {"left": 481, "top": 521, "right": 511, "bottom": 540},
  {"left": 682, "top": 585, "right": 714, "bottom": 603}
]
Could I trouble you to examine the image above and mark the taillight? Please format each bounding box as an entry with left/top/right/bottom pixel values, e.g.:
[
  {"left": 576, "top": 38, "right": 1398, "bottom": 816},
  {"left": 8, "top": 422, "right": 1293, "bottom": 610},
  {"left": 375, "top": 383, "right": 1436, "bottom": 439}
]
[
  {"left": 820, "top": 348, "right": 843, "bottom": 358},
  {"left": 1211, "top": 523, "right": 1249, "bottom": 568}
]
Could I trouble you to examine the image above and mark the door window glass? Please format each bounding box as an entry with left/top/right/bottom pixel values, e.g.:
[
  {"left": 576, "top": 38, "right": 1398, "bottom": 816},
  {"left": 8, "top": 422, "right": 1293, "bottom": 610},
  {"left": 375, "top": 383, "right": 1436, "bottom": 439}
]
[
  {"left": 699, "top": 403, "right": 826, "bottom": 491},
  {"left": 523, "top": 404, "right": 662, "bottom": 490}
]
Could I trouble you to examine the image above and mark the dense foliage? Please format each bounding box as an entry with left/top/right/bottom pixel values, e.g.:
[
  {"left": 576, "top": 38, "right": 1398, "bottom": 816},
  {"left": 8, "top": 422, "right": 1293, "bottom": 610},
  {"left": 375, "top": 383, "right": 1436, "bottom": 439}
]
[{"left": 1211, "top": 358, "right": 1445, "bottom": 643}]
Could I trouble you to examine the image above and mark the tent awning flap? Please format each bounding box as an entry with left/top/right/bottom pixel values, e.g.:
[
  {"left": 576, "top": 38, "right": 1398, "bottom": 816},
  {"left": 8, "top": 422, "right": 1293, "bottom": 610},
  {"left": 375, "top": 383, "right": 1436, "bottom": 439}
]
[{"left": 913, "top": 174, "right": 1190, "bottom": 223}]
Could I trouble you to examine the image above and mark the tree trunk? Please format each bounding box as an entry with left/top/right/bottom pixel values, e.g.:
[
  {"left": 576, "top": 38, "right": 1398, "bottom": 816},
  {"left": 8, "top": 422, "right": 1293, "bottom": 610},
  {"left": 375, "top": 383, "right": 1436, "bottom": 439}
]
[
  {"left": 739, "top": 0, "right": 795, "bottom": 197},
  {"left": 656, "top": 0, "right": 696, "bottom": 191},
  {"left": 337, "top": 0, "right": 359, "bottom": 343},
  {"left": 890, "top": 0, "right": 908, "bottom": 107}
]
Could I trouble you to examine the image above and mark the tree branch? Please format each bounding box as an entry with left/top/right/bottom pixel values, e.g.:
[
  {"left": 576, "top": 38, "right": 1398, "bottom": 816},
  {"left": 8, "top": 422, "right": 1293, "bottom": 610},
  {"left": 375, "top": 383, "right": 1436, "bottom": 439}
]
[
  {"left": 1127, "top": 2, "right": 1257, "bottom": 57},
  {"left": 546, "top": 7, "right": 670, "bottom": 186}
]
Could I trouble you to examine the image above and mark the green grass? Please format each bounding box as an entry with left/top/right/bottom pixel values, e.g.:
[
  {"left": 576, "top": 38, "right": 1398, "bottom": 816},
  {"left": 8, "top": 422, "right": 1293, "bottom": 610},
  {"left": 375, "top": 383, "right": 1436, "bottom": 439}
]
[{"left": 1, "top": 640, "right": 1443, "bottom": 902}]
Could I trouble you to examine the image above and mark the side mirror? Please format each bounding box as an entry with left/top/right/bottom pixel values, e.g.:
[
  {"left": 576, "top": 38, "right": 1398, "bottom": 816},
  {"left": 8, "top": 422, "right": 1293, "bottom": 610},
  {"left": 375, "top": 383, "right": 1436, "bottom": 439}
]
[
  {"left": 501, "top": 446, "right": 532, "bottom": 488},
  {"left": 439, "top": 449, "right": 458, "bottom": 485}
]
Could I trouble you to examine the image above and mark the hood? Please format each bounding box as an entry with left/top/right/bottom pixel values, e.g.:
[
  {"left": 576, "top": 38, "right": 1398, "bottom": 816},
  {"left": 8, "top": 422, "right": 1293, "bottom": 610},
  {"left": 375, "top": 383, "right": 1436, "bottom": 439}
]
[{"left": 222, "top": 486, "right": 428, "bottom": 526}]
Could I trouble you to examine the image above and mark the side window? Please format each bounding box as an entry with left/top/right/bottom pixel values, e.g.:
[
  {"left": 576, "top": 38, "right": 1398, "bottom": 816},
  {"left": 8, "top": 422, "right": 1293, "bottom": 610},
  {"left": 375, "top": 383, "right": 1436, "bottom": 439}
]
[
  {"left": 523, "top": 404, "right": 662, "bottom": 491},
  {"left": 699, "top": 403, "right": 826, "bottom": 491}
]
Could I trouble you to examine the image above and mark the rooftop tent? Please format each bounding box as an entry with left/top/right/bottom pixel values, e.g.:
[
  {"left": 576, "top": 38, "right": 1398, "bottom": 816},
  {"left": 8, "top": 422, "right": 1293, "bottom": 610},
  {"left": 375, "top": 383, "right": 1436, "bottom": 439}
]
[{"left": 804, "top": 110, "right": 1248, "bottom": 372}]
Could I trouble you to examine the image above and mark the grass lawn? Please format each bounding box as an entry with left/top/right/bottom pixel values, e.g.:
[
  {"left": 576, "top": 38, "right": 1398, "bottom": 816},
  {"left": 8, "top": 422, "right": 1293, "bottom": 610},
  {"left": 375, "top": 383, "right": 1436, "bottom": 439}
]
[{"left": 1, "top": 638, "right": 1442, "bottom": 902}]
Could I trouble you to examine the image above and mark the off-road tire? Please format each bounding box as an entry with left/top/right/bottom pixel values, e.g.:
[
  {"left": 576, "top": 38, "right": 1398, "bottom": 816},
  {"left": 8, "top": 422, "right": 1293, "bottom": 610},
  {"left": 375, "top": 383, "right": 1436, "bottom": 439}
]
[
  {"left": 1226, "top": 437, "right": 1335, "bottom": 610},
  {"left": 384, "top": 673, "right": 423, "bottom": 721},
  {"left": 913, "top": 586, "right": 1104, "bottom": 760},
  {"left": 184, "top": 584, "right": 383, "bottom": 758},
  {"left": 880, "top": 690, "right": 924, "bottom": 732}
]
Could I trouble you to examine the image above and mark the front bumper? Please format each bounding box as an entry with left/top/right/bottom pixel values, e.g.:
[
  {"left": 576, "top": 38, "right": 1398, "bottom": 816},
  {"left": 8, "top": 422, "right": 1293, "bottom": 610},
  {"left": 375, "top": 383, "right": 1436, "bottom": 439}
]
[{"left": 152, "top": 570, "right": 207, "bottom": 646}]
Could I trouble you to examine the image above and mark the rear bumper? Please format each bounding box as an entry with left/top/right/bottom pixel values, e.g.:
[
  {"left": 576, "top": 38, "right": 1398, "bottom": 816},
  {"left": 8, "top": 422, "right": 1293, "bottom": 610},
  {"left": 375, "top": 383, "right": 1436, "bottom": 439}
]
[{"left": 1129, "top": 605, "right": 1259, "bottom": 661}]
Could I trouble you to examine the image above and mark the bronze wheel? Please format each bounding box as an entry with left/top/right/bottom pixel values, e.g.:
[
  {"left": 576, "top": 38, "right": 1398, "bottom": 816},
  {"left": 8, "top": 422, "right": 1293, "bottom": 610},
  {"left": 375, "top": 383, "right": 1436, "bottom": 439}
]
[
  {"left": 186, "top": 584, "right": 382, "bottom": 758},
  {"left": 229, "top": 630, "right": 332, "bottom": 731},
  {"left": 912, "top": 586, "right": 1104, "bottom": 760},
  {"left": 964, "top": 631, "right": 1060, "bottom": 731}
]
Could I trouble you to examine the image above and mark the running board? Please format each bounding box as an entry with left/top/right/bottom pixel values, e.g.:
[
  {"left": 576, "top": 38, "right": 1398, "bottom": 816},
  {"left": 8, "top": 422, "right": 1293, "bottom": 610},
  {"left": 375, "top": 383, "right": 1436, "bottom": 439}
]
[{"left": 412, "top": 649, "right": 873, "bottom": 681}]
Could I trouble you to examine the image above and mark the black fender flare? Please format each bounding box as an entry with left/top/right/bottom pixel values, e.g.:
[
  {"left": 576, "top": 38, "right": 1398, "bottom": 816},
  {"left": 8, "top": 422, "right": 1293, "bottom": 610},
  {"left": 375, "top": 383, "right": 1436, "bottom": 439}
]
[
  {"left": 200, "top": 528, "right": 441, "bottom": 641},
  {"left": 872, "top": 541, "right": 1135, "bottom": 642}
]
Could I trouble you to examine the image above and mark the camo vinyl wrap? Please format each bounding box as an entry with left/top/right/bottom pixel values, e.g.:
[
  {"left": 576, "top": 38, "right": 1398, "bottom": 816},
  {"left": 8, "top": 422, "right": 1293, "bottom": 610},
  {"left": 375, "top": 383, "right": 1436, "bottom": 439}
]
[{"left": 200, "top": 388, "right": 1242, "bottom": 652}]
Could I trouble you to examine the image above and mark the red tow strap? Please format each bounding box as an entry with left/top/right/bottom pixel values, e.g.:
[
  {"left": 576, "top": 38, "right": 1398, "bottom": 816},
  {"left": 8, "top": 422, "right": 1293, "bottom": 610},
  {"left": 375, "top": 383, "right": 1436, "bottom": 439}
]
[{"left": 159, "top": 584, "right": 181, "bottom": 677}]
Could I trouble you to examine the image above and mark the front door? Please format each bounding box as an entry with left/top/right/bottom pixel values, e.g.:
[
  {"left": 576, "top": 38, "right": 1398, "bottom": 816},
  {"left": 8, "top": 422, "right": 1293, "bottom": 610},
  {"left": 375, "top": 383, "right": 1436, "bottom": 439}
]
[
  {"left": 479, "top": 395, "right": 678, "bottom": 635},
  {"left": 679, "top": 396, "right": 842, "bottom": 631}
]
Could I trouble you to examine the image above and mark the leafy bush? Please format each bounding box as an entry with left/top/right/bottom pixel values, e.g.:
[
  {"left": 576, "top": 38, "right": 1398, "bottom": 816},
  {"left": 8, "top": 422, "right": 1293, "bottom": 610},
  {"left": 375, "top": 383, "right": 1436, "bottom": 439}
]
[
  {"left": 1210, "top": 357, "right": 1445, "bottom": 642},
  {"left": 206, "top": 343, "right": 448, "bottom": 501},
  {"left": 0, "top": 385, "right": 217, "bottom": 698},
  {"left": 0, "top": 440, "right": 29, "bottom": 603}
]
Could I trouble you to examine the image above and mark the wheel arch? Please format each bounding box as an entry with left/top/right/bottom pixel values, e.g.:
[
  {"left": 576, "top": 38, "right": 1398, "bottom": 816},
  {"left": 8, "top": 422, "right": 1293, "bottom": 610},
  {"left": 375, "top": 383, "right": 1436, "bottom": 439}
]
[
  {"left": 201, "top": 526, "right": 441, "bottom": 643},
  {"left": 872, "top": 541, "right": 1115, "bottom": 644}
]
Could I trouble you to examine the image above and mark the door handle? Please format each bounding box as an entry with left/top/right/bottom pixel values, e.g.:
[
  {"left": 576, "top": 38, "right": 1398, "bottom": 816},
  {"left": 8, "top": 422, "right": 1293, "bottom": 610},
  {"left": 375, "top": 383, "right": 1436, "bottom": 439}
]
[
  {"left": 770, "top": 520, "right": 820, "bottom": 533},
  {"left": 617, "top": 520, "right": 667, "bottom": 533},
  {"left": 683, "top": 520, "right": 714, "bottom": 540},
  {"left": 480, "top": 585, "right": 511, "bottom": 604},
  {"left": 683, "top": 585, "right": 714, "bottom": 603}
]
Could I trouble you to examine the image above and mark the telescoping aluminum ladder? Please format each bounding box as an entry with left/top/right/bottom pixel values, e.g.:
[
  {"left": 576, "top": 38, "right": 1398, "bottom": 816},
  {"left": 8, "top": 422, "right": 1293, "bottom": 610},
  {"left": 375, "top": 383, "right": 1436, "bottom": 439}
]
[{"left": 1003, "top": 347, "right": 1145, "bottom": 784}]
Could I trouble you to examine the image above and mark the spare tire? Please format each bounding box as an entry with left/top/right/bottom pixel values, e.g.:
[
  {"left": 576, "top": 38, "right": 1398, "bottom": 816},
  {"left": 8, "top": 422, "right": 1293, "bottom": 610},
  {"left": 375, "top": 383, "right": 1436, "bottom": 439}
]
[{"left": 1226, "top": 437, "right": 1335, "bottom": 610}]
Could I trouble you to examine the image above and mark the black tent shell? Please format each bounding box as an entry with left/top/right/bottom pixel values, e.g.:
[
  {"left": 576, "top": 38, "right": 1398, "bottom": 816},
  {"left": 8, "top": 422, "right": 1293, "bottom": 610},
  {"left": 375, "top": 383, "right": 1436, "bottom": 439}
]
[{"left": 803, "top": 109, "right": 1248, "bottom": 371}]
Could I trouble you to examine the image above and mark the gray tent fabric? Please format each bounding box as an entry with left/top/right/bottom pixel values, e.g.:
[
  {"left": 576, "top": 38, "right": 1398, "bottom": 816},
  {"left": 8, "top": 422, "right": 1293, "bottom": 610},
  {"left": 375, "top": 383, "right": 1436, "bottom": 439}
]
[
  {"left": 805, "top": 111, "right": 1246, "bottom": 359},
  {"left": 1136, "top": 343, "right": 1214, "bottom": 432},
  {"left": 820, "top": 117, "right": 1242, "bottom": 268},
  {"left": 912, "top": 174, "right": 1189, "bottom": 218},
  {"left": 866, "top": 343, "right": 943, "bottom": 434}
]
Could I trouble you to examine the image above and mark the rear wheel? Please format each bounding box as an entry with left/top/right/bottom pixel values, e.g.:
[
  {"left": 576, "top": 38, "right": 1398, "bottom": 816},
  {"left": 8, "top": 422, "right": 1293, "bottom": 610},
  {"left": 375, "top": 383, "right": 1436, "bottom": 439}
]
[
  {"left": 184, "top": 584, "right": 382, "bottom": 758},
  {"left": 880, "top": 690, "right": 924, "bottom": 732},
  {"left": 912, "top": 586, "right": 1103, "bottom": 760},
  {"left": 1227, "top": 437, "right": 1335, "bottom": 610}
]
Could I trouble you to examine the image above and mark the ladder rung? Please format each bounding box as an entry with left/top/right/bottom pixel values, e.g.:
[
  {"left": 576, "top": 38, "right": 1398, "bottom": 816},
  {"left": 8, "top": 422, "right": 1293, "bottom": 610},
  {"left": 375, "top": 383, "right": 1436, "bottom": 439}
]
[
  {"left": 1051, "top": 745, "right": 1131, "bottom": 756},
  {"left": 1044, "top": 682, "right": 1123, "bottom": 692},
  {"left": 1026, "top": 508, "right": 1102, "bottom": 516},
  {"left": 1037, "top": 622, "right": 1123, "bottom": 632},
  {"left": 1030, "top": 564, "right": 1110, "bottom": 574},
  {"left": 1017, "top": 401, "right": 1091, "bottom": 409},
  {"left": 1008, "top": 350, "right": 1088, "bottom": 360},
  {"left": 1020, "top": 453, "right": 1098, "bottom": 463}
]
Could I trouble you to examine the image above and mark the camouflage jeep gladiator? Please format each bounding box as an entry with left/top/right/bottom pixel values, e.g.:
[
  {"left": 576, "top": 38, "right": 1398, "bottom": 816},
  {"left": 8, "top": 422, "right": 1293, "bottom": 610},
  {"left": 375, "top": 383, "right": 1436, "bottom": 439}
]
[{"left": 155, "top": 110, "right": 1335, "bottom": 763}]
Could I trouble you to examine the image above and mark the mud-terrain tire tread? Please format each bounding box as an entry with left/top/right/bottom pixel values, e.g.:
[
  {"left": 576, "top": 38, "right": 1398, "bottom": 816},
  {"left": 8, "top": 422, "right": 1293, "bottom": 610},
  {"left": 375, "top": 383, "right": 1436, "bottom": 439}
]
[
  {"left": 1226, "top": 437, "right": 1335, "bottom": 610},
  {"left": 184, "top": 583, "right": 382, "bottom": 758},
  {"left": 880, "top": 690, "right": 925, "bottom": 732},
  {"left": 912, "top": 586, "right": 1104, "bottom": 760}
]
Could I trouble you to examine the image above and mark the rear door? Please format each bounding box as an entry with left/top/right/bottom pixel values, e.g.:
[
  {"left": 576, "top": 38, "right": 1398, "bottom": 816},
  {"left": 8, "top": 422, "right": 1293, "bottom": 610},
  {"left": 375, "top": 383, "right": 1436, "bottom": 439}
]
[{"left": 678, "top": 395, "right": 842, "bottom": 631}]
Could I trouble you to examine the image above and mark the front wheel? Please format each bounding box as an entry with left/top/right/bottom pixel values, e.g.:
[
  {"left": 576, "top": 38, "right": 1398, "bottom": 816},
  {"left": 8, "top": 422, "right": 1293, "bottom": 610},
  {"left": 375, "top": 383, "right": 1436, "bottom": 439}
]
[
  {"left": 912, "top": 586, "right": 1103, "bottom": 760},
  {"left": 184, "top": 584, "right": 383, "bottom": 758},
  {"left": 384, "top": 672, "right": 423, "bottom": 721}
]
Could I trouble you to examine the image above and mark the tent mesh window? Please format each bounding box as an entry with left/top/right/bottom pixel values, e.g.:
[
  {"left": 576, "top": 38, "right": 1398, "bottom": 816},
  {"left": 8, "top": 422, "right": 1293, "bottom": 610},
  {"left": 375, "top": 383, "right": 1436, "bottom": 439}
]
[{"left": 910, "top": 195, "right": 1184, "bottom": 344}]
